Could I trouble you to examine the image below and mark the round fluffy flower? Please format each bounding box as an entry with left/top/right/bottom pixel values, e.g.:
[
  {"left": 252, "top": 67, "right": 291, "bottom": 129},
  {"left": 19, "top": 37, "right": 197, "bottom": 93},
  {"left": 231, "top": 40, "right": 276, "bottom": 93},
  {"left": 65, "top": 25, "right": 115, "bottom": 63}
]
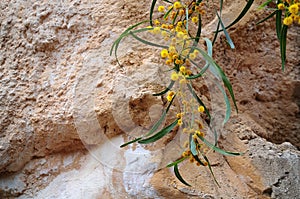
[
  {"left": 283, "top": 16, "right": 293, "bottom": 26},
  {"left": 198, "top": 105, "right": 205, "bottom": 113},
  {"left": 179, "top": 66, "right": 186, "bottom": 73},
  {"left": 192, "top": 16, "right": 198, "bottom": 23},
  {"left": 277, "top": 3, "right": 285, "bottom": 10},
  {"left": 289, "top": 4, "right": 299, "bottom": 15},
  {"left": 171, "top": 72, "right": 179, "bottom": 81},
  {"left": 161, "top": 49, "right": 169, "bottom": 58},
  {"left": 158, "top": 5, "right": 165, "bottom": 12},
  {"left": 174, "top": 1, "right": 182, "bottom": 9}
]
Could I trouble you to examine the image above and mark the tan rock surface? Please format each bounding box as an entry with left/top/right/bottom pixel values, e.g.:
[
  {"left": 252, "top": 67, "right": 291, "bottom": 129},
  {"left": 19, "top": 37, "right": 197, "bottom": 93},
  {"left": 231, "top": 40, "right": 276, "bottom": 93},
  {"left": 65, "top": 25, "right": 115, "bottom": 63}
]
[{"left": 0, "top": 0, "right": 299, "bottom": 198}]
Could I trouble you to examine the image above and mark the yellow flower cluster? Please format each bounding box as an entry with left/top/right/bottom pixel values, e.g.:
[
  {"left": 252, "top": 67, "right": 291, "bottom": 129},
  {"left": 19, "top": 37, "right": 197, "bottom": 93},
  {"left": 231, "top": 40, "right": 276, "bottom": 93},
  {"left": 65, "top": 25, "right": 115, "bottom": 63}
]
[
  {"left": 151, "top": 1, "right": 210, "bottom": 167},
  {"left": 278, "top": 1, "right": 300, "bottom": 26}
]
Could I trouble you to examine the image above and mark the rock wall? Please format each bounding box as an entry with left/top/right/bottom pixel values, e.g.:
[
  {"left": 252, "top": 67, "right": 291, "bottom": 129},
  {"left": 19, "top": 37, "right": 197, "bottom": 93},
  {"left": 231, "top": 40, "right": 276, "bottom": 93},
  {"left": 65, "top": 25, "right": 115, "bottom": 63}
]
[{"left": 0, "top": 0, "right": 299, "bottom": 198}]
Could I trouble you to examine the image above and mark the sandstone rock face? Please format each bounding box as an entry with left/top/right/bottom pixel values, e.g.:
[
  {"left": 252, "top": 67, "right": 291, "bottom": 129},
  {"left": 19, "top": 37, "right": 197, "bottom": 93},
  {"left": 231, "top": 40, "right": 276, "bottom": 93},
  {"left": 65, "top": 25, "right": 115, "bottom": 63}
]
[{"left": 0, "top": 0, "right": 299, "bottom": 198}]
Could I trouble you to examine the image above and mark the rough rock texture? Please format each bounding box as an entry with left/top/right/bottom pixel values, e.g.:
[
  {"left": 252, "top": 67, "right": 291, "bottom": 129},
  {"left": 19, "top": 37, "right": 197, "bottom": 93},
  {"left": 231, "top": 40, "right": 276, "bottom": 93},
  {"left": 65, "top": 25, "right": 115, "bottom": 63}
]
[{"left": 0, "top": 0, "right": 299, "bottom": 198}]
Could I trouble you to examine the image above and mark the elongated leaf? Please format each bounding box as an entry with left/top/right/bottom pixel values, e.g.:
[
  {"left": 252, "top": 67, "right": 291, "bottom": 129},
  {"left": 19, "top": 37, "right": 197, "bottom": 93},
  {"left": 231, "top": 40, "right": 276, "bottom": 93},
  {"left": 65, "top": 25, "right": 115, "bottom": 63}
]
[
  {"left": 256, "top": 10, "right": 276, "bottom": 25},
  {"left": 167, "top": 156, "right": 188, "bottom": 167},
  {"left": 185, "top": 7, "right": 189, "bottom": 31},
  {"left": 153, "top": 81, "right": 175, "bottom": 96},
  {"left": 222, "top": 0, "right": 254, "bottom": 30},
  {"left": 258, "top": 0, "right": 272, "bottom": 10},
  {"left": 186, "top": 63, "right": 209, "bottom": 79},
  {"left": 214, "top": 63, "right": 238, "bottom": 113},
  {"left": 184, "top": 46, "right": 238, "bottom": 113},
  {"left": 174, "top": 164, "right": 191, "bottom": 186},
  {"left": 150, "top": 0, "right": 158, "bottom": 26},
  {"left": 172, "top": 10, "right": 179, "bottom": 25},
  {"left": 212, "top": 0, "right": 223, "bottom": 46},
  {"left": 275, "top": 10, "right": 282, "bottom": 40},
  {"left": 280, "top": 25, "right": 288, "bottom": 71},
  {"left": 194, "top": 14, "right": 202, "bottom": 45},
  {"left": 130, "top": 32, "right": 168, "bottom": 49},
  {"left": 120, "top": 137, "right": 142, "bottom": 148},
  {"left": 216, "top": 82, "right": 231, "bottom": 124},
  {"left": 110, "top": 20, "right": 149, "bottom": 56},
  {"left": 164, "top": 7, "right": 173, "bottom": 19},
  {"left": 216, "top": 11, "right": 235, "bottom": 49},
  {"left": 110, "top": 21, "right": 150, "bottom": 65},
  {"left": 146, "top": 93, "right": 177, "bottom": 137},
  {"left": 121, "top": 94, "right": 176, "bottom": 147},
  {"left": 197, "top": 134, "right": 242, "bottom": 156},
  {"left": 203, "top": 156, "right": 220, "bottom": 187},
  {"left": 138, "top": 119, "right": 179, "bottom": 144},
  {"left": 187, "top": 83, "right": 211, "bottom": 120},
  {"left": 190, "top": 134, "right": 198, "bottom": 156}
]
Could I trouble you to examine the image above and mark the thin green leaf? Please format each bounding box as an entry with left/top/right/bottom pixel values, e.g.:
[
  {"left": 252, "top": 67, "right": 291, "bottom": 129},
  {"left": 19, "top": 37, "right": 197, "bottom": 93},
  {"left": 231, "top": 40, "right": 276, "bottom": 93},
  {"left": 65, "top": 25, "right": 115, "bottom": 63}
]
[
  {"left": 258, "top": 0, "right": 272, "bottom": 10},
  {"left": 185, "top": 63, "right": 209, "bottom": 79},
  {"left": 174, "top": 164, "right": 191, "bottom": 186},
  {"left": 162, "top": 0, "right": 172, "bottom": 3},
  {"left": 275, "top": 10, "right": 282, "bottom": 40},
  {"left": 184, "top": 46, "right": 238, "bottom": 113},
  {"left": 203, "top": 156, "right": 220, "bottom": 187},
  {"left": 193, "top": 154, "right": 206, "bottom": 166},
  {"left": 197, "top": 134, "right": 243, "bottom": 156},
  {"left": 190, "top": 134, "right": 198, "bottom": 156},
  {"left": 150, "top": 0, "right": 158, "bottom": 26},
  {"left": 216, "top": 82, "right": 231, "bottom": 124},
  {"left": 214, "top": 63, "right": 238, "bottom": 113},
  {"left": 167, "top": 156, "right": 188, "bottom": 167},
  {"left": 138, "top": 119, "right": 179, "bottom": 144},
  {"left": 146, "top": 93, "right": 177, "bottom": 137},
  {"left": 187, "top": 83, "right": 211, "bottom": 120},
  {"left": 129, "top": 32, "right": 168, "bottom": 49},
  {"left": 218, "top": 0, "right": 254, "bottom": 31},
  {"left": 153, "top": 81, "right": 175, "bottom": 96},
  {"left": 110, "top": 20, "right": 149, "bottom": 56},
  {"left": 193, "top": 14, "right": 202, "bottom": 45},
  {"left": 120, "top": 137, "right": 142, "bottom": 148},
  {"left": 164, "top": 7, "right": 173, "bottom": 19},
  {"left": 212, "top": 0, "right": 223, "bottom": 46},
  {"left": 216, "top": 11, "right": 235, "bottom": 49},
  {"left": 172, "top": 10, "right": 179, "bottom": 25},
  {"left": 110, "top": 21, "right": 150, "bottom": 65},
  {"left": 280, "top": 25, "right": 288, "bottom": 71},
  {"left": 185, "top": 7, "right": 189, "bottom": 31},
  {"left": 256, "top": 10, "right": 276, "bottom": 25}
]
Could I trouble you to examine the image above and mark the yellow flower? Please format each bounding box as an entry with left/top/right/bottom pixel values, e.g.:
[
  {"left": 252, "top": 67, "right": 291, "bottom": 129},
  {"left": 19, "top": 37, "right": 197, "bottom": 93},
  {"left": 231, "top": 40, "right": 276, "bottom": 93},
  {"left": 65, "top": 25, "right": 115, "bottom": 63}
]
[
  {"left": 169, "top": 45, "right": 176, "bottom": 53},
  {"left": 289, "top": 4, "right": 299, "bottom": 15},
  {"left": 171, "top": 72, "right": 179, "bottom": 81},
  {"left": 175, "top": 59, "right": 181, "bottom": 64},
  {"left": 153, "top": 27, "right": 161, "bottom": 34},
  {"left": 167, "top": 95, "right": 173, "bottom": 101},
  {"left": 198, "top": 105, "right": 205, "bottom": 113},
  {"left": 177, "top": 119, "right": 183, "bottom": 125},
  {"left": 195, "top": 130, "right": 204, "bottom": 137},
  {"left": 154, "top": 19, "right": 160, "bottom": 25},
  {"left": 189, "top": 52, "right": 196, "bottom": 60},
  {"left": 192, "top": 16, "right": 198, "bottom": 23},
  {"left": 158, "top": 5, "right": 165, "bottom": 12},
  {"left": 283, "top": 16, "right": 293, "bottom": 25},
  {"left": 174, "top": 1, "right": 182, "bottom": 9},
  {"left": 165, "top": 59, "right": 172, "bottom": 65},
  {"left": 179, "top": 66, "right": 186, "bottom": 73},
  {"left": 177, "top": 31, "right": 185, "bottom": 39},
  {"left": 161, "top": 30, "right": 168, "bottom": 37},
  {"left": 277, "top": 3, "right": 285, "bottom": 10},
  {"left": 179, "top": 9, "right": 185, "bottom": 15},
  {"left": 161, "top": 49, "right": 169, "bottom": 58},
  {"left": 168, "top": 91, "right": 175, "bottom": 96}
]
